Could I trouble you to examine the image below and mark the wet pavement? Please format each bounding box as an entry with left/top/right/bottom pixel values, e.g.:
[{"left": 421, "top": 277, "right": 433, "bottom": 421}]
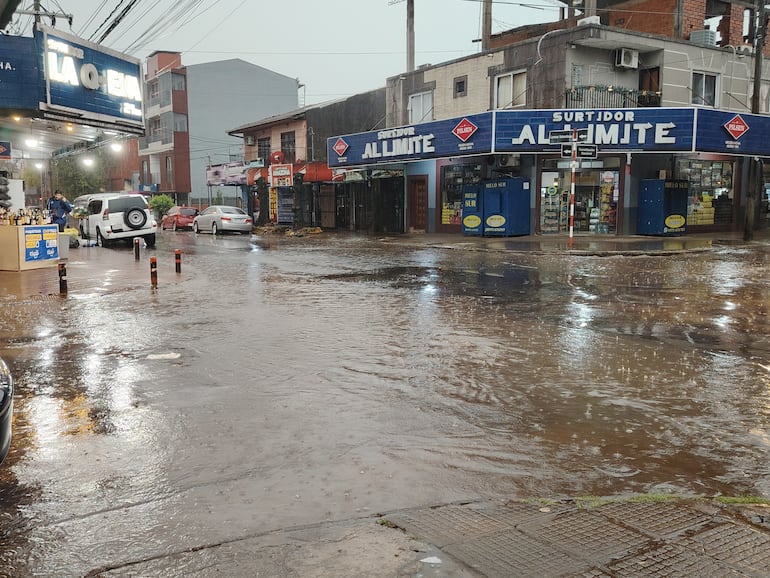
[{"left": 0, "top": 228, "right": 769, "bottom": 576}]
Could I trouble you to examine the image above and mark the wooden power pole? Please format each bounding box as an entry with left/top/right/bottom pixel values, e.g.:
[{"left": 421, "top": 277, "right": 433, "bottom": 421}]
[{"left": 746, "top": 0, "right": 767, "bottom": 241}]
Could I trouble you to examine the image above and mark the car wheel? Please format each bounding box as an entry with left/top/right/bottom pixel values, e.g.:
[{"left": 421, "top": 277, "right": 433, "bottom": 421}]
[
  {"left": 96, "top": 229, "right": 110, "bottom": 247},
  {"left": 79, "top": 224, "right": 87, "bottom": 239},
  {"left": 124, "top": 208, "right": 148, "bottom": 230},
  {"left": 193, "top": 222, "right": 199, "bottom": 234},
  {"left": 211, "top": 222, "right": 218, "bottom": 235},
  {"left": 144, "top": 234, "right": 156, "bottom": 248}
]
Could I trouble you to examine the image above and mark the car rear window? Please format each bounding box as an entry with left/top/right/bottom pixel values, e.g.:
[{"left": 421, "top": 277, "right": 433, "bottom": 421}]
[
  {"left": 108, "top": 197, "right": 148, "bottom": 213},
  {"left": 221, "top": 207, "right": 245, "bottom": 214},
  {"left": 180, "top": 208, "right": 197, "bottom": 216}
]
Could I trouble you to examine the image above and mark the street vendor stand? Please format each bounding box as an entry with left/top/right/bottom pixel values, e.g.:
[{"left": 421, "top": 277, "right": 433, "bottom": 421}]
[{"left": 0, "top": 224, "right": 61, "bottom": 271}]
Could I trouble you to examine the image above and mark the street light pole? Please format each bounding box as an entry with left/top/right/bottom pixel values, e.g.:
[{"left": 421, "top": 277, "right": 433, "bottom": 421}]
[
  {"left": 35, "top": 162, "right": 45, "bottom": 202},
  {"left": 746, "top": 0, "right": 767, "bottom": 241}
]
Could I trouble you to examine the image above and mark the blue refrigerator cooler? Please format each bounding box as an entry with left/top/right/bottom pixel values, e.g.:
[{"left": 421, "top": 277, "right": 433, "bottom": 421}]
[
  {"left": 461, "top": 185, "right": 483, "bottom": 236},
  {"left": 482, "top": 178, "right": 530, "bottom": 237},
  {"left": 637, "top": 179, "right": 688, "bottom": 235}
]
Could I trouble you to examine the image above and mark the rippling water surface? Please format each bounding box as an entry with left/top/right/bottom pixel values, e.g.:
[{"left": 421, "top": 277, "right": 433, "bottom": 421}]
[{"left": 1, "top": 232, "right": 769, "bottom": 575}]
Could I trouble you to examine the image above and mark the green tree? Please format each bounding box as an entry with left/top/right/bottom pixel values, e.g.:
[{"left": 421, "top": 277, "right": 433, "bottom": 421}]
[
  {"left": 149, "top": 194, "right": 174, "bottom": 220},
  {"left": 22, "top": 165, "right": 42, "bottom": 196},
  {"left": 51, "top": 155, "right": 108, "bottom": 199}
]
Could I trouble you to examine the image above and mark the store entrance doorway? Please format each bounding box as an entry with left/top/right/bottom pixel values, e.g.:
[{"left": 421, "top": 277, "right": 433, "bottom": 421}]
[{"left": 540, "top": 158, "right": 620, "bottom": 234}]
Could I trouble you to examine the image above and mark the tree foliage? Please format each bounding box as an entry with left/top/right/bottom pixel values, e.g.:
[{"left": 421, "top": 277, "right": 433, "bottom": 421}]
[
  {"left": 51, "top": 154, "right": 109, "bottom": 199},
  {"left": 149, "top": 194, "right": 174, "bottom": 219}
]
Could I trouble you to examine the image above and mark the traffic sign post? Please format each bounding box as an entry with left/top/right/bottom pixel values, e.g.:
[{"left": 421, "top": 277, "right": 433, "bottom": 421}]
[
  {"left": 549, "top": 128, "right": 600, "bottom": 247},
  {"left": 575, "top": 144, "right": 598, "bottom": 159},
  {"left": 549, "top": 129, "right": 573, "bottom": 144}
]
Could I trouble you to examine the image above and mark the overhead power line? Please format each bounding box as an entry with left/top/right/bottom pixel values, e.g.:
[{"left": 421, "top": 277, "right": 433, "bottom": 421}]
[{"left": 95, "top": 0, "right": 141, "bottom": 44}]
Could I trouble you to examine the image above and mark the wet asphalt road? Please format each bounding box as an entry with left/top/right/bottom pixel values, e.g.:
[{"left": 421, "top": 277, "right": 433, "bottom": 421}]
[{"left": 0, "top": 229, "right": 769, "bottom": 575}]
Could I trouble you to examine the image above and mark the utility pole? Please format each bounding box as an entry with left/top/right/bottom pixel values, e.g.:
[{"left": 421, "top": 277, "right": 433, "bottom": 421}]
[
  {"left": 746, "top": 0, "right": 767, "bottom": 241},
  {"left": 406, "top": 0, "right": 414, "bottom": 72},
  {"left": 482, "top": 0, "right": 492, "bottom": 51}
]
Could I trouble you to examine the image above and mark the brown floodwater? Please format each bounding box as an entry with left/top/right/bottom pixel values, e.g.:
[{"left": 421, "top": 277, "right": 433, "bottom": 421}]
[{"left": 0, "top": 231, "right": 768, "bottom": 575}]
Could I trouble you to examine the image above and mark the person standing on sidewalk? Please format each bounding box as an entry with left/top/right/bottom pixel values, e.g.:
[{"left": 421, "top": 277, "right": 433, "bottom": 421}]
[{"left": 47, "top": 190, "right": 71, "bottom": 232}]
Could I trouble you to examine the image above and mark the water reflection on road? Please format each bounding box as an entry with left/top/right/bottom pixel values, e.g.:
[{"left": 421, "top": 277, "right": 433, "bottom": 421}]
[{"left": 0, "top": 231, "right": 769, "bottom": 575}]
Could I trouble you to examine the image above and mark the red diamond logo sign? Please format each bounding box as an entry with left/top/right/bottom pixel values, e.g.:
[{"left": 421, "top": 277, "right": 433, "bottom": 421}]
[
  {"left": 452, "top": 118, "right": 478, "bottom": 142},
  {"left": 724, "top": 114, "right": 749, "bottom": 140},
  {"left": 332, "top": 137, "right": 349, "bottom": 156}
]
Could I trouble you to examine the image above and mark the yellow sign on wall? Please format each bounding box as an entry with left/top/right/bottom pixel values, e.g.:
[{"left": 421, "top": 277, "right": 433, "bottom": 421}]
[{"left": 269, "top": 187, "right": 278, "bottom": 222}]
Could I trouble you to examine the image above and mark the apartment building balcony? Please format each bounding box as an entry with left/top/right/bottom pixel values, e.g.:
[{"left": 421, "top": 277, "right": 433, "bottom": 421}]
[
  {"left": 138, "top": 128, "right": 174, "bottom": 154},
  {"left": 566, "top": 86, "right": 661, "bottom": 108}
]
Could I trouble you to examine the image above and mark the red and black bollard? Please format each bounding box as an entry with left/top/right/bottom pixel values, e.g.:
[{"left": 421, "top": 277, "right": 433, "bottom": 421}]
[
  {"left": 58, "top": 263, "right": 67, "bottom": 295},
  {"left": 175, "top": 249, "right": 181, "bottom": 274},
  {"left": 150, "top": 256, "right": 158, "bottom": 286},
  {"left": 134, "top": 237, "right": 141, "bottom": 260}
]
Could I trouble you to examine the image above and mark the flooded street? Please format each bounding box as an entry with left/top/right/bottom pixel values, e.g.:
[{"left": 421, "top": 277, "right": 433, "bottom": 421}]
[{"left": 1, "top": 231, "right": 769, "bottom": 575}]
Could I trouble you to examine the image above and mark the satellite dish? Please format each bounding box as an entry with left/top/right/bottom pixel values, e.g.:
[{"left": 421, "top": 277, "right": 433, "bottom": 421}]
[{"left": 270, "top": 151, "right": 285, "bottom": 164}]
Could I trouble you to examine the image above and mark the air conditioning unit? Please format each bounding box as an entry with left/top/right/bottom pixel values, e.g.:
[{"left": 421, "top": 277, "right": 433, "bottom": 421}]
[
  {"left": 497, "top": 154, "right": 519, "bottom": 167},
  {"left": 614, "top": 48, "right": 639, "bottom": 69},
  {"left": 690, "top": 29, "right": 717, "bottom": 46},
  {"left": 245, "top": 135, "right": 256, "bottom": 146}
]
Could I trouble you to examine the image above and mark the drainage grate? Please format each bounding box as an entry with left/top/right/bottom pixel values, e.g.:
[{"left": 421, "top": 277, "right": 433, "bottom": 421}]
[
  {"left": 608, "top": 542, "right": 744, "bottom": 577},
  {"left": 597, "top": 501, "right": 713, "bottom": 539},
  {"left": 689, "top": 522, "right": 770, "bottom": 575},
  {"left": 386, "top": 505, "right": 511, "bottom": 548},
  {"left": 524, "top": 510, "right": 650, "bottom": 565},
  {"left": 445, "top": 529, "right": 593, "bottom": 578}
]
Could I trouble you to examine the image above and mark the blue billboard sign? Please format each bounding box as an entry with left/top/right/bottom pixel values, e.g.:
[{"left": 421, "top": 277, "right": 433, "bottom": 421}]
[
  {"left": 328, "top": 113, "right": 492, "bottom": 168},
  {"left": 328, "top": 107, "right": 770, "bottom": 168},
  {"left": 494, "top": 108, "right": 696, "bottom": 153},
  {"left": 693, "top": 109, "right": 770, "bottom": 156},
  {"left": 36, "top": 25, "right": 144, "bottom": 131},
  {"left": 0, "top": 35, "right": 41, "bottom": 111}
]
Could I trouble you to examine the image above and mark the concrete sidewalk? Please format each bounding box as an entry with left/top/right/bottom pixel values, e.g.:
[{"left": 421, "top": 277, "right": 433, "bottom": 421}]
[
  {"left": 381, "top": 498, "right": 770, "bottom": 577},
  {"left": 104, "top": 497, "right": 770, "bottom": 577},
  {"left": 376, "top": 230, "right": 770, "bottom": 256}
]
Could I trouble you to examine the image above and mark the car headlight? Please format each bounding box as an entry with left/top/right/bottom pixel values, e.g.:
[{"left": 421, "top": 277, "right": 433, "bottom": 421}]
[{"left": 0, "top": 358, "right": 12, "bottom": 411}]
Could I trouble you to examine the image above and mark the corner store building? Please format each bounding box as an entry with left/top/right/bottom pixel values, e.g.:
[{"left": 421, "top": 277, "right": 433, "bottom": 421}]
[{"left": 329, "top": 106, "right": 770, "bottom": 235}]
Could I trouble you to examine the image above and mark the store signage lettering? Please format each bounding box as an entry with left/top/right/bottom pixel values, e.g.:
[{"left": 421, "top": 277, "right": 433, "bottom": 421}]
[
  {"left": 362, "top": 126, "right": 435, "bottom": 159},
  {"left": 512, "top": 111, "right": 676, "bottom": 146},
  {"left": 723, "top": 115, "right": 748, "bottom": 140},
  {"left": 452, "top": 118, "right": 477, "bottom": 142},
  {"left": 46, "top": 38, "right": 142, "bottom": 117},
  {"left": 664, "top": 214, "right": 686, "bottom": 232},
  {"left": 332, "top": 137, "right": 349, "bottom": 157},
  {"left": 24, "top": 226, "right": 58, "bottom": 261}
]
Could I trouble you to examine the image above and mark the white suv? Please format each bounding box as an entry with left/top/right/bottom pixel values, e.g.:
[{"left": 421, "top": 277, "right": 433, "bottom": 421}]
[{"left": 75, "top": 193, "right": 157, "bottom": 247}]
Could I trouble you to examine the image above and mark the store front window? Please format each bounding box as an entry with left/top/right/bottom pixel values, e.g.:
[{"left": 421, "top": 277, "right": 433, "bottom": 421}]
[
  {"left": 440, "top": 162, "right": 482, "bottom": 226},
  {"left": 540, "top": 157, "right": 620, "bottom": 234},
  {"left": 675, "top": 158, "right": 734, "bottom": 226}
]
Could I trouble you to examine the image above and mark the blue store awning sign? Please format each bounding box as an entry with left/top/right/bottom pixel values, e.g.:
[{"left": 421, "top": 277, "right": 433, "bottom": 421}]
[{"left": 329, "top": 107, "right": 770, "bottom": 168}]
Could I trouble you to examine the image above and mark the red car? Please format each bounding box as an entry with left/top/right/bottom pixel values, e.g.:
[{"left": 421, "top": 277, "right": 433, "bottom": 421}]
[{"left": 161, "top": 206, "right": 199, "bottom": 231}]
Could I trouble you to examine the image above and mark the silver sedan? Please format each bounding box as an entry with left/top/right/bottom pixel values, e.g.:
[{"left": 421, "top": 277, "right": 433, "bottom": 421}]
[{"left": 192, "top": 205, "right": 253, "bottom": 235}]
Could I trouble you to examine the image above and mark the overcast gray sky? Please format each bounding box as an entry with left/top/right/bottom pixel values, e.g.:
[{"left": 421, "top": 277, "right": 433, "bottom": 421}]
[{"left": 22, "top": 0, "right": 561, "bottom": 105}]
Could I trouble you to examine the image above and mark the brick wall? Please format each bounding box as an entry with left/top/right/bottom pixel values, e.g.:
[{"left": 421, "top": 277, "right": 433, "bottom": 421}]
[
  {"left": 684, "top": 0, "right": 709, "bottom": 40},
  {"left": 607, "top": 0, "right": 678, "bottom": 37}
]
